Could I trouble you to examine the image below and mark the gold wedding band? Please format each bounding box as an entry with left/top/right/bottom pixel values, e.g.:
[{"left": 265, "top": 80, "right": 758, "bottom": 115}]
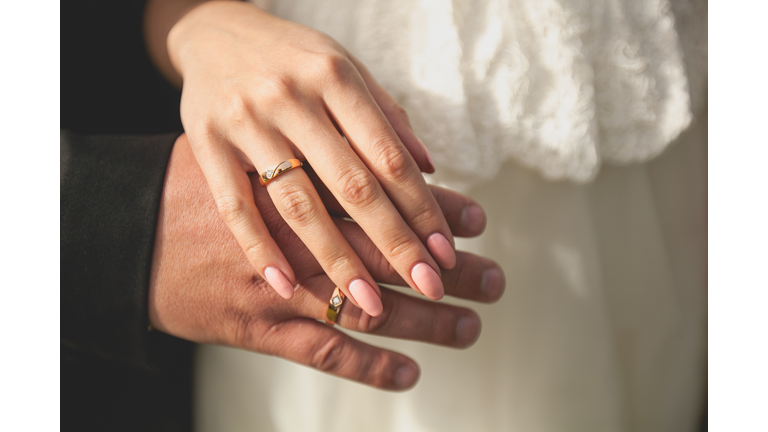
[
  {"left": 325, "top": 287, "right": 346, "bottom": 326},
  {"left": 259, "top": 159, "right": 303, "bottom": 186}
]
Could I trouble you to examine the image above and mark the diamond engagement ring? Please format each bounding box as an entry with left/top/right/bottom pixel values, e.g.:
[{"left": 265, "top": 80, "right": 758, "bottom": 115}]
[
  {"left": 325, "top": 287, "right": 346, "bottom": 326},
  {"left": 258, "top": 159, "right": 304, "bottom": 186}
]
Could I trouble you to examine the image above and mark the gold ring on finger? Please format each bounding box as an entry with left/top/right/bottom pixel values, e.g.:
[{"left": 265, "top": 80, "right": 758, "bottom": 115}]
[
  {"left": 259, "top": 159, "right": 303, "bottom": 187},
  {"left": 325, "top": 287, "right": 346, "bottom": 326}
]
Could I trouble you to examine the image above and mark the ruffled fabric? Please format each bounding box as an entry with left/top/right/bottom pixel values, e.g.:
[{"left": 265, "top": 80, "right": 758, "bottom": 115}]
[{"left": 254, "top": 0, "right": 705, "bottom": 189}]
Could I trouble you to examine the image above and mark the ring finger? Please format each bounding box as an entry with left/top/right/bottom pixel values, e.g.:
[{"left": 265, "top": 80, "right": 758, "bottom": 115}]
[
  {"left": 291, "top": 275, "right": 482, "bottom": 350},
  {"left": 239, "top": 129, "right": 385, "bottom": 317}
]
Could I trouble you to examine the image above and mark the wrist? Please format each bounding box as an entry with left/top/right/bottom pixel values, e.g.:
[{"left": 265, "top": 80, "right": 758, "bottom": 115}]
[
  {"left": 166, "top": 0, "right": 254, "bottom": 83},
  {"left": 144, "top": 0, "right": 238, "bottom": 87}
]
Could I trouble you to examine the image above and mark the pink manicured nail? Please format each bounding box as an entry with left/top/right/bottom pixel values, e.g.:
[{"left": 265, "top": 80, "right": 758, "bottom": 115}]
[
  {"left": 264, "top": 267, "right": 294, "bottom": 300},
  {"left": 349, "top": 279, "right": 383, "bottom": 317},
  {"left": 411, "top": 263, "right": 444, "bottom": 300},
  {"left": 417, "top": 138, "right": 435, "bottom": 173},
  {"left": 427, "top": 233, "right": 456, "bottom": 269}
]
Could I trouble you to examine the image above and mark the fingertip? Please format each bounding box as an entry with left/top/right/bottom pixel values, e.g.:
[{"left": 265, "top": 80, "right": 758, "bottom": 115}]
[
  {"left": 349, "top": 279, "right": 384, "bottom": 316},
  {"left": 264, "top": 266, "right": 295, "bottom": 299},
  {"left": 427, "top": 233, "right": 457, "bottom": 269},
  {"left": 455, "top": 312, "right": 481, "bottom": 348},
  {"left": 394, "top": 362, "right": 420, "bottom": 390},
  {"left": 461, "top": 205, "right": 487, "bottom": 236},
  {"left": 411, "top": 263, "right": 444, "bottom": 300},
  {"left": 481, "top": 266, "right": 506, "bottom": 303}
]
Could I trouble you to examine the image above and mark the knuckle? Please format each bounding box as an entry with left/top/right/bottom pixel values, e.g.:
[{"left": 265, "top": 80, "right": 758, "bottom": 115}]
[
  {"left": 254, "top": 75, "right": 297, "bottom": 108},
  {"left": 390, "top": 103, "right": 410, "bottom": 122},
  {"left": 406, "top": 202, "right": 437, "bottom": 228},
  {"left": 310, "top": 52, "right": 353, "bottom": 84},
  {"left": 382, "top": 232, "right": 413, "bottom": 261},
  {"left": 215, "top": 194, "right": 249, "bottom": 226},
  {"left": 375, "top": 251, "right": 398, "bottom": 281},
  {"left": 360, "top": 304, "right": 390, "bottom": 334},
  {"left": 324, "top": 252, "right": 352, "bottom": 277},
  {"left": 223, "top": 304, "right": 257, "bottom": 348},
  {"left": 255, "top": 321, "right": 283, "bottom": 354},
  {"left": 275, "top": 184, "right": 318, "bottom": 226},
  {"left": 337, "top": 167, "right": 379, "bottom": 207},
  {"left": 357, "top": 351, "right": 389, "bottom": 387},
  {"left": 185, "top": 119, "right": 218, "bottom": 145},
  {"left": 222, "top": 93, "right": 254, "bottom": 126},
  {"left": 243, "top": 237, "right": 270, "bottom": 261},
  {"left": 373, "top": 141, "right": 411, "bottom": 183},
  {"left": 311, "top": 335, "right": 347, "bottom": 373}
]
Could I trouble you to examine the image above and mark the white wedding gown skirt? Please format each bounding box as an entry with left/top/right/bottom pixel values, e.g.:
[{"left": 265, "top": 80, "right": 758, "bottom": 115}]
[{"left": 193, "top": 111, "right": 706, "bottom": 432}]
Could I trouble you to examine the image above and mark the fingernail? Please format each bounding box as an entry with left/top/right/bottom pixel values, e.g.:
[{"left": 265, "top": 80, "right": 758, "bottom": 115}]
[
  {"left": 427, "top": 233, "right": 456, "bottom": 269},
  {"left": 394, "top": 364, "right": 419, "bottom": 389},
  {"left": 411, "top": 263, "right": 444, "bottom": 300},
  {"left": 418, "top": 138, "right": 435, "bottom": 173},
  {"left": 461, "top": 205, "right": 486, "bottom": 234},
  {"left": 481, "top": 267, "right": 505, "bottom": 301},
  {"left": 264, "top": 267, "right": 294, "bottom": 300},
  {"left": 456, "top": 314, "right": 481, "bottom": 347},
  {"left": 349, "top": 279, "right": 383, "bottom": 317}
]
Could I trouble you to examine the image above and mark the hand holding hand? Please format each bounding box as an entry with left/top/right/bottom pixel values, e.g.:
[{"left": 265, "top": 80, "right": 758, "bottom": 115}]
[
  {"left": 148, "top": 135, "right": 505, "bottom": 390},
  {"left": 160, "top": 1, "right": 455, "bottom": 317}
]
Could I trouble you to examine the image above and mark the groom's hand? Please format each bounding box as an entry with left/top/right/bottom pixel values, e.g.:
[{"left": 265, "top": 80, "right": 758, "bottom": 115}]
[{"left": 148, "top": 134, "right": 505, "bottom": 390}]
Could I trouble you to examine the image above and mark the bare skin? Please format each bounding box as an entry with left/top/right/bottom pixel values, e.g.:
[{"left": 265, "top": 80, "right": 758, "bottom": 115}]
[
  {"left": 145, "top": 0, "right": 456, "bottom": 316},
  {"left": 149, "top": 134, "right": 505, "bottom": 390}
]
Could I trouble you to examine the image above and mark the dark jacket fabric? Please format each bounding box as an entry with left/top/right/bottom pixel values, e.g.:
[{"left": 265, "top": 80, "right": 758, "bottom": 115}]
[
  {"left": 61, "top": 132, "right": 193, "bottom": 432},
  {"left": 61, "top": 0, "right": 192, "bottom": 430},
  {"left": 61, "top": 0, "right": 183, "bottom": 135}
]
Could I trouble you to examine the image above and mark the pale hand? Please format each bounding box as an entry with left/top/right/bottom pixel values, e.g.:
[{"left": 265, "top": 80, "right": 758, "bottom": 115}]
[{"left": 162, "top": 1, "right": 456, "bottom": 316}]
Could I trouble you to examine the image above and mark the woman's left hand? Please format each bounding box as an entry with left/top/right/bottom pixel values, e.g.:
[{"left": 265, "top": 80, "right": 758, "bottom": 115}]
[{"left": 145, "top": 0, "right": 456, "bottom": 317}]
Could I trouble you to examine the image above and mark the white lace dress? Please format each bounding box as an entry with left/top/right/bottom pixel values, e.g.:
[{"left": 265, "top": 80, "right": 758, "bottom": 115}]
[{"left": 195, "top": 0, "right": 707, "bottom": 430}]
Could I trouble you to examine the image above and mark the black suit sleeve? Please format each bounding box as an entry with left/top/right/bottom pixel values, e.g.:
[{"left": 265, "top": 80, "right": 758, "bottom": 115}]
[
  {"left": 60, "top": 131, "right": 182, "bottom": 369},
  {"left": 60, "top": 132, "right": 194, "bottom": 432},
  {"left": 61, "top": 0, "right": 193, "bottom": 430}
]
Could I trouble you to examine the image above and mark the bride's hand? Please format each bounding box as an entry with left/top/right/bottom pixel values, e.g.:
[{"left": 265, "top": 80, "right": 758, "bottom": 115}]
[{"left": 156, "top": 1, "right": 455, "bottom": 316}]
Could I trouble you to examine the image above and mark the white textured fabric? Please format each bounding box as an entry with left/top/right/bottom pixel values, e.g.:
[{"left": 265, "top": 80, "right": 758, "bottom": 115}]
[{"left": 256, "top": 0, "right": 705, "bottom": 189}]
